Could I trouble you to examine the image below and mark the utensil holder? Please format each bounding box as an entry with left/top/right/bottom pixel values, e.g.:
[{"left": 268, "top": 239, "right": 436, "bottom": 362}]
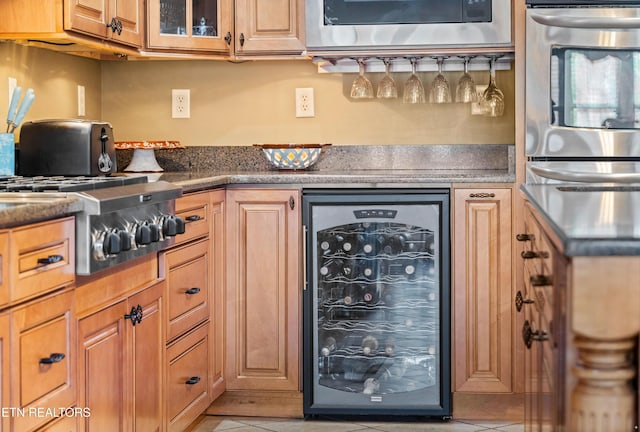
[{"left": 0, "top": 133, "right": 15, "bottom": 176}]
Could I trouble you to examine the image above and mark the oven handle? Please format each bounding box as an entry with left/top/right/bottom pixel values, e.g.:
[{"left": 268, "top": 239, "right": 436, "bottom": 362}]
[
  {"left": 530, "top": 12, "right": 640, "bottom": 30},
  {"left": 529, "top": 164, "right": 640, "bottom": 183}
]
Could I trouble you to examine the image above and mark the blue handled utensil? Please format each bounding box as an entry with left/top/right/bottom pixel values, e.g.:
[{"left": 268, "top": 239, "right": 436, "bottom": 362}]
[
  {"left": 8, "top": 88, "right": 35, "bottom": 133},
  {"left": 6, "top": 86, "right": 22, "bottom": 133}
]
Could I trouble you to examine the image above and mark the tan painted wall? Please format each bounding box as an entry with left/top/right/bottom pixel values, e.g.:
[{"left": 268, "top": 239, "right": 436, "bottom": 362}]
[
  {"left": 102, "top": 59, "right": 515, "bottom": 146},
  {"left": 0, "top": 41, "right": 514, "bottom": 147},
  {"left": 0, "top": 42, "right": 102, "bottom": 135}
]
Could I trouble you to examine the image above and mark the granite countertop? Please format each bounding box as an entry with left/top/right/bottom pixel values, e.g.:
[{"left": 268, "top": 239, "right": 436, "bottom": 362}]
[
  {"left": 0, "top": 168, "right": 514, "bottom": 229},
  {"left": 157, "top": 168, "right": 515, "bottom": 193},
  {"left": 521, "top": 184, "right": 640, "bottom": 256},
  {"left": 0, "top": 195, "right": 83, "bottom": 229}
]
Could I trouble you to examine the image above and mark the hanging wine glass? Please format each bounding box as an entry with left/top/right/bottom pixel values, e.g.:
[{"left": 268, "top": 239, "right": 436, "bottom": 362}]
[
  {"left": 429, "top": 57, "right": 451, "bottom": 104},
  {"left": 376, "top": 58, "right": 398, "bottom": 99},
  {"left": 455, "top": 57, "right": 478, "bottom": 103},
  {"left": 350, "top": 58, "right": 374, "bottom": 99},
  {"left": 403, "top": 57, "right": 425, "bottom": 104},
  {"left": 480, "top": 57, "right": 505, "bottom": 117}
]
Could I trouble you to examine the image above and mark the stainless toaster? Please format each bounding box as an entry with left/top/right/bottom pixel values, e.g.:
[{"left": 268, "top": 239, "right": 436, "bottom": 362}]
[{"left": 18, "top": 119, "right": 117, "bottom": 176}]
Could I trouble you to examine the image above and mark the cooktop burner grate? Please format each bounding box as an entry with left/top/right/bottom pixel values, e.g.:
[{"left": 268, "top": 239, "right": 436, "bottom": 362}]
[{"left": 0, "top": 175, "right": 147, "bottom": 192}]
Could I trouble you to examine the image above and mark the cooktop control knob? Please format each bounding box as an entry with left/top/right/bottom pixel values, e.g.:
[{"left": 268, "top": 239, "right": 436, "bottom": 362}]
[
  {"left": 104, "top": 230, "right": 121, "bottom": 255},
  {"left": 162, "top": 216, "right": 177, "bottom": 237},
  {"left": 119, "top": 229, "right": 132, "bottom": 251},
  {"left": 149, "top": 223, "right": 161, "bottom": 243},
  {"left": 175, "top": 216, "right": 186, "bottom": 235},
  {"left": 136, "top": 223, "right": 152, "bottom": 246}
]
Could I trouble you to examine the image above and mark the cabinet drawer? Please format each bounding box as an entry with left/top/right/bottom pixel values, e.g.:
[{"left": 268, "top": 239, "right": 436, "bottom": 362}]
[
  {"left": 40, "top": 412, "right": 77, "bottom": 431},
  {"left": 166, "top": 322, "right": 210, "bottom": 432},
  {"left": 0, "top": 232, "right": 8, "bottom": 307},
  {"left": 10, "top": 217, "right": 75, "bottom": 303},
  {"left": 164, "top": 239, "right": 210, "bottom": 341},
  {"left": 175, "top": 192, "right": 210, "bottom": 245},
  {"left": 11, "top": 290, "right": 76, "bottom": 432}
]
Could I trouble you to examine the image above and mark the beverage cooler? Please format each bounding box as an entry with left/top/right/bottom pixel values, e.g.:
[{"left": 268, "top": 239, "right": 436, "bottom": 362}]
[{"left": 302, "top": 189, "right": 451, "bottom": 419}]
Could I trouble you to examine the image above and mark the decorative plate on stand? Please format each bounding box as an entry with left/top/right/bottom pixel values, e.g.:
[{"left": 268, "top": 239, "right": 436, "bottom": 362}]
[{"left": 115, "top": 140, "right": 184, "bottom": 172}]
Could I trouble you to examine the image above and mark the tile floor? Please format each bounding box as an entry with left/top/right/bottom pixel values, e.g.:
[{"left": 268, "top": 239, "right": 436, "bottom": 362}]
[{"left": 190, "top": 416, "right": 524, "bottom": 432}]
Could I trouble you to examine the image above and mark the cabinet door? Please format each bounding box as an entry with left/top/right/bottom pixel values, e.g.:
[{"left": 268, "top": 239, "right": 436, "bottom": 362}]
[
  {"left": 78, "top": 300, "right": 129, "bottom": 432},
  {"left": 146, "top": 0, "right": 233, "bottom": 53},
  {"left": 0, "top": 313, "right": 9, "bottom": 432},
  {"left": 129, "top": 282, "right": 164, "bottom": 432},
  {"left": 11, "top": 290, "right": 77, "bottom": 432},
  {"left": 65, "top": 0, "right": 142, "bottom": 47},
  {"left": 453, "top": 188, "right": 513, "bottom": 393},
  {"left": 234, "top": 0, "right": 304, "bottom": 55},
  {"left": 0, "top": 232, "right": 7, "bottom": 307},
  {"left": 210, "top": 189, "right": 226, "bottom": 399},
  {"left": 225, "top": 188, "right": 300, "bottom": 391}
]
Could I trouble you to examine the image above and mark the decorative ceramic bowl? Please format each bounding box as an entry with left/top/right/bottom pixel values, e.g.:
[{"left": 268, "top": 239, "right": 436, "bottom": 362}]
[{"left": 254, "top": 144, "right": 331, "bottom": 170}]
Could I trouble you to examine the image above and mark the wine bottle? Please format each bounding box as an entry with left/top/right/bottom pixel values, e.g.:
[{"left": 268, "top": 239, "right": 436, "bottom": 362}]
[
  {"left": 320, "top": 336, "right": 337, "bottom": 356},
  {"left": 342, "top": 284, "right": 361, "bottom": 305},
  {"left": 319, "top": 233, "right": 345, "bottom": 254},
  {"left": 383, "top": 337, "right": 396, "bottom": 356},
  {"left": 361, "top": 285, "right": 378, "bottom": 304},
  {"left": 319, "top": 258, "right": 345, "bottom": 278},
  {"left": 361, "top": 335, "right": 379, "bottom": 356}
]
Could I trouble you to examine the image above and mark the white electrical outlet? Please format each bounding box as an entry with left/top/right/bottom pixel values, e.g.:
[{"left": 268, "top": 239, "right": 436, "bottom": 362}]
[
  {"left": 8, "top": 77, "right": 17, "bottom": 106},
  {"left": 295, "top": 88, "right": 315, "bottom": 118},
  {"left": 172, "top": 89, "right": 190, "bottom": 118},
  {"left": 77, "top": 85, "right": 86, "bottom": 117}
]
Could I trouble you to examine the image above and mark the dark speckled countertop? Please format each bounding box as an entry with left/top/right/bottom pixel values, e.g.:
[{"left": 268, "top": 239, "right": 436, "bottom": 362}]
[{"left": 0, "top": 144, "right": 515, "bottom": 228}]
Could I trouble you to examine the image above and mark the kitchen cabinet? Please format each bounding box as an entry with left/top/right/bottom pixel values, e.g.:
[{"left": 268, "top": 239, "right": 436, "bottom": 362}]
[
  {"left": 0, "top": 0, "right": 143, "bottom": 56},
  {"left": 519, "top": 200, "right": 640, "bottom": 432},
  {"left": 0, "top": 313, "right": 8, "bottom": 432},
  {"left": 222, "top": 188, "right": 301, "bottom": 412},
  {"left": 7, "top": 217, "right": 75, "bottom": 306},
  {"left": 9, "top": 289, "right": 77, "bottom": 432},
  {"left": 145, "top": 0, "right": 305, "bottom": 57},
  {"left": 161, "top": 189, "right": 226, "bottom": 431},
  {"left": 453, "top": 187, "right": 513, "bottom": 393},
  {"left": 452, "top": 187, "right": 520, "bottom": 418},
  {"left": 75, "top": 256, "right": 163, "bottom": 432},
  {"left": 66, "top": 0, "right": 144, "bottom": 48}
]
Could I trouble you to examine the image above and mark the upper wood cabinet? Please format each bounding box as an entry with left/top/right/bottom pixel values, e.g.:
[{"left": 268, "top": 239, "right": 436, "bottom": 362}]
[
  {"left": 145, "top": 0, "right": 305, "bottom": 57},
  {"left": 452, "top": 187, "right": 513, "bottom": 394},
  {"left": 66, "top": 0, "right": 144, "bottom": 48},
  {"left": 0, "top": 0, "right": 143, "bottom": 55}
]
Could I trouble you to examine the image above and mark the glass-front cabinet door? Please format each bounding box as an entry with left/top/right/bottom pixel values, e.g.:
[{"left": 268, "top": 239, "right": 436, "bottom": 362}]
[{"left": 147, "top": 0, "right": 232, "bottom": 53}]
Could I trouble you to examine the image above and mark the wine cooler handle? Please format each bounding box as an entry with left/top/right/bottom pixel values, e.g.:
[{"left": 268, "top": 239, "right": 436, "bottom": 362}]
[{"left": 302, "top": 225, "right": 307, "bottom": 291}]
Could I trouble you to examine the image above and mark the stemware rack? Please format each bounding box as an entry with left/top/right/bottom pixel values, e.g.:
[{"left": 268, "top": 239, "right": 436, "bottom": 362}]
[{"left": 312, "top": 53, "right": 514, "bottom": 74}]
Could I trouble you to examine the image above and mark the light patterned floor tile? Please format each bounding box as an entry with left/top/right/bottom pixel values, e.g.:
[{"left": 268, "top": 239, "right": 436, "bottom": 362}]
[
  {"left": 241, "top": 418, "right": 371, "bottom": 432},
  {"left": 494, "top": 424, "right": 525, "bottom": 432},
  {"left": 351, "top": 421, "right": 489, "bottom": 432}
]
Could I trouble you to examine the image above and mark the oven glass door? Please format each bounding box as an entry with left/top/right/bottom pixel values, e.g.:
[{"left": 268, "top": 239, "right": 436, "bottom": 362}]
[
  {"left": 551, "top": 48, "right": 640, "bottom": 130},
  {"left": 324, "top": 0, "right": 491, "bottom": 26}
]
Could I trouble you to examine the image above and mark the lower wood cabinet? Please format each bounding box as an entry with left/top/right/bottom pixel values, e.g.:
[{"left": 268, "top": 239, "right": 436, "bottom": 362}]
[
  {"left": 9, "top": 289, "right": 76, "bottom": 432},
  {"left": 224, "top": 188, "right": 301, "bottom": 393},
  {"left": 453, "top": 187, "right": 513, "bottom": 394},
  {"left": 0, "top": 312, "right": 8, "bottom": 432},
  {"left": 77, "top": 278, "right": 163, "bottom": 432}
]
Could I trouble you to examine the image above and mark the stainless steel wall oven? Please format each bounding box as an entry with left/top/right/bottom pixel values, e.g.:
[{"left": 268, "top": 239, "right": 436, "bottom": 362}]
[
  {"left": 302, "top": 189, "right": 451, "bottom": 419},
  {"left": 526, "top": 1, "right": 640, "bottom": 183}
]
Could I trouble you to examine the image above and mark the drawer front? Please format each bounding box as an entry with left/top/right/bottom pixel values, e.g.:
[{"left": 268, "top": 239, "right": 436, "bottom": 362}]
[
  {"left": 12, "top": 290, "right": 76, "bottom": 432},
  {"left": 175, "top": 192, "right": 210, "bottom": 245},
  {"left": 165, "top": 239, "right": 210, "bottom": 341},
  {"left": 167, "top": 323, "right": 210, "bottom": 431},
  {"left": 40, "top": 412, "right": 78, "bottom": 431},
  {"left": 0, "top": 232, "right": 8, "bottom": 307},
  {"left": 11, "top": 217, "right": 75, "bottom": 303}
]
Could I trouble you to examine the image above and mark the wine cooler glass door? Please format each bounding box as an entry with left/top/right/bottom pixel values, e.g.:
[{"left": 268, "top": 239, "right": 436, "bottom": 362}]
[{"left": 303, "top": 192, "right": 451, "bottom": 417}]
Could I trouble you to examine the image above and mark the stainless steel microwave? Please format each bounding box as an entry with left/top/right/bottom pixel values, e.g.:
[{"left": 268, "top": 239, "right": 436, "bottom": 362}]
[{"left": 305, "top": 0, "right": 512, "bottom": 51}]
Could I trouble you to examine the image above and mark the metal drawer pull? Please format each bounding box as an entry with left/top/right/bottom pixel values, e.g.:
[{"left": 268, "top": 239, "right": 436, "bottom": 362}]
[
  {"left": 37, "top": 254, "right": 64, "bottom": 265},
  {"left": 185, "top": 287, "right": 201, "bottom": 295},
  {"left": 516, "top": 233, "right": 532, "bottom": 241},
  {"left": 40, "top": 353, "right": 65, "bottom": 364},
  {"left": 522, "top": 320, "right": 549, "bottom": 350},
  {"left": 530, "top": 274, "right": 552, "bottom": 286},
  {"left": 185, "top": 215, "right": 201, "bottom": 222},
  {"left": 124, "top": 305, "right": 143, "bottom": 326},
  {"left": 521, "top": 250, "right": 548, "bottom": 259},
  {"left": 469, "top": 192, "right": 495, "bottom": 198},
  {"left": 515, "top": 290, "right": 534, "bottom": 312},
  {"left": 185, "top": 376, "right": 201, "bottom": 385},
  {"left": 224, "top": 32, "right": 232, "bottom": 45}
]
